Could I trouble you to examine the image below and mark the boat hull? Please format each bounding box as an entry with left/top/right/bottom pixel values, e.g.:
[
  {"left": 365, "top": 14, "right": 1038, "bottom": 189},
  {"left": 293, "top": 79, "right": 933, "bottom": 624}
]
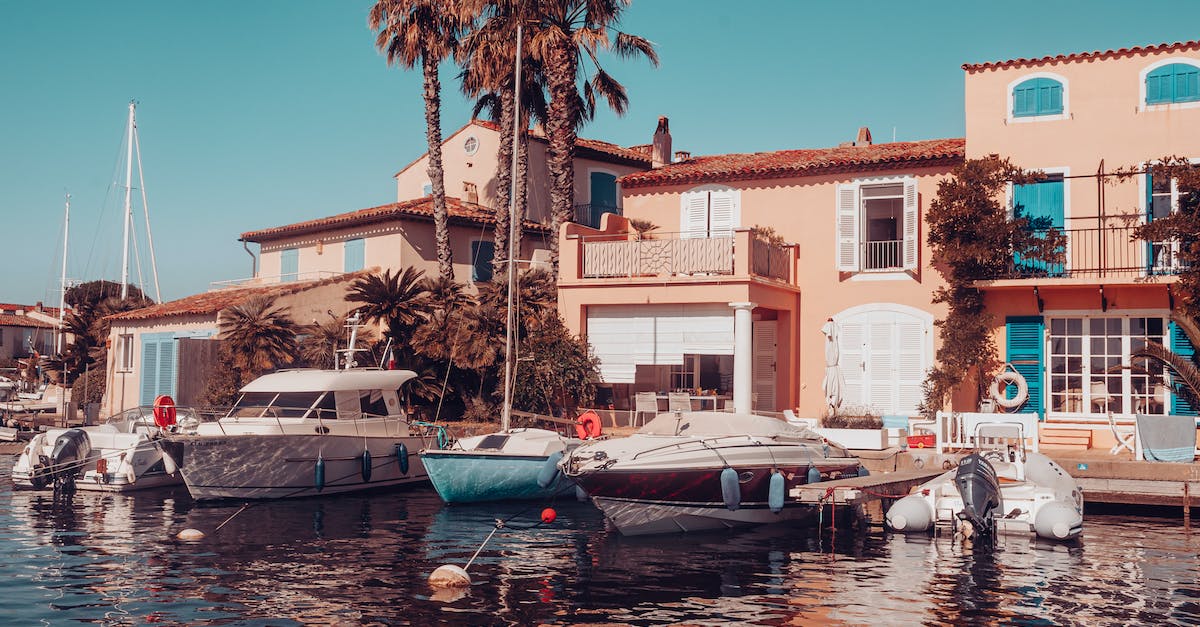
[
  {"left": 11, "top": 427, "right": 181, "bottom": 492},
  {"left": 173, "top": 433, "right": 429, "bottom": 500},
  {"left": 591, "top": 495, "right": 816, "bottom": 535},
  {"left": 421, "top": 450, "right": 575, "bottom": 503}
]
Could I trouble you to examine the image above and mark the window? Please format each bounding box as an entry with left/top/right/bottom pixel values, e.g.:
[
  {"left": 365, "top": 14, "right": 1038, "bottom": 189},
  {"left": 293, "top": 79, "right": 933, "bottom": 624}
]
[
  {"left": 344, "top": 238, "right": 365, "bottom": 273},
  {"left": 119, "top": 334, "right": 134, "bottom": 371},
  {"left": 836, "top": 178, "right": 917, "bottom": 273},
  {"left": 1047, "top": 317, "right": 1168, "bottom": 416},
  {"left": 471, "top": 240, "right": 495, "bottom": 282},
  {"left": 463, "top": 135, "right": 479, "bottom": 156},
  {"left": 1012, "top": 174, "right": 1065, "bottom": 276},
  {"left": 1145, "top": 62, "right": 1200, "bottom": 105},
  {"left": 139, "top": 332, "right": 177, "bottom": 405},
  {"left": 582, "top": 171, "right": 619, "bottom": 228},
  {"left": 1146, "top": 169, "right": 1184, "bottom": 273},
  {"left": 280, "top": 248, "right": 298, "bottom": 282},
  {"left": 422, "top": 181, "right": 433, "bottom": 196},
  {"left": 1012, "top": 77, "right": 1064, "bottom": 117},
  {"left": 680, "top": 186, "right": 741, "bottom": 238}
]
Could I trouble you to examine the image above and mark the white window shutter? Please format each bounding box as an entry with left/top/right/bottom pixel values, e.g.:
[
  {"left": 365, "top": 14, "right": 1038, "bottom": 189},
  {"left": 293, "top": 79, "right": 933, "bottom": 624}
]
[
  {"left": 836, "top": 184, "right": 860, "bottom": 272},
  {"left": 708, "top": 190, "right": 738, "bottom": 237},
  {"left": 902, "top": 178, "right": 919, "bottom": 271},
  {"left": 680, "top": 191, "right": 709, "bottom": 239}
]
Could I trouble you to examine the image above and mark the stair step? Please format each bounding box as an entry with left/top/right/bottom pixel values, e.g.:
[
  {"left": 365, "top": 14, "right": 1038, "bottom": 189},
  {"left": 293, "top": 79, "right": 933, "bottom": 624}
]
[
  {"left": 1039, "top": 442, "right": 1091, "bottom": 452},
  {"left": 1040, "top": 436, "right": 1092, "bottom": 446},
  {"left": 1039, "top": 428, "right": 1095, "bottom": 438}
]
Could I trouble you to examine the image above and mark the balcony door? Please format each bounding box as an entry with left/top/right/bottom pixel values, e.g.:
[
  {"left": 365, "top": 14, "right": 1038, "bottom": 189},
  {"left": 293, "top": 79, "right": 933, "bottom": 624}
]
[
  {"left": 587, "top": 171, "right": 618, "bottom": 228},
  {"left": 1012, "top": 176, "right": 1065, "bottom": 276}
]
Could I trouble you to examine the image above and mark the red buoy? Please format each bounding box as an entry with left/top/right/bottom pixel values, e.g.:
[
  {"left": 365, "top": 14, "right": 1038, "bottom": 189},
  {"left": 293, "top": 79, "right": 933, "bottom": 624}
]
[{"left": 541, "top": 508, "right": 557, "bottom": 524}]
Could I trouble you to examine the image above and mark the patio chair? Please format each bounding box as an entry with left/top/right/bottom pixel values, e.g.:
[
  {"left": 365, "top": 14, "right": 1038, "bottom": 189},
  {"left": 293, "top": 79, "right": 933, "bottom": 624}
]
[
  {"left": 667, "top": 392, "right": 692, "bottom": 413},
  {"left": 632, "top": 392, "right": 659, "bottom": 427},
  {"left": 1090, "top": 381, "right": 1112, "bottom": 413}
]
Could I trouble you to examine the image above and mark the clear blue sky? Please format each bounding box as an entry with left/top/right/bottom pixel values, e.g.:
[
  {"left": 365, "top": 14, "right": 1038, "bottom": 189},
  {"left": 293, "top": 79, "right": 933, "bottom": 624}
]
[{"left": 3, "top": 1, "right": 1199, "bottom": 306}]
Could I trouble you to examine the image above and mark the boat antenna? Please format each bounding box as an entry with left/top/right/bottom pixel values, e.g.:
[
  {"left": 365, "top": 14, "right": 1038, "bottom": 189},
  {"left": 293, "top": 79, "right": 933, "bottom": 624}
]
[
  {"left": 500, "top": 24, "right": 523, "bottom": 433},
  {"left": 337, "top": 313, "right": 366, "bottom": 370},
  {"left": 57, "top": 193, "right": 70, "bottom": 354}
]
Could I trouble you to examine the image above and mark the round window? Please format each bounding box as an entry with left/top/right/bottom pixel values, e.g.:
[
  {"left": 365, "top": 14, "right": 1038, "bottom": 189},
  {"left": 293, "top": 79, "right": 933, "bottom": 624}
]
[{"left": 464, "top": 135, "right": 479, "bottom": 156}]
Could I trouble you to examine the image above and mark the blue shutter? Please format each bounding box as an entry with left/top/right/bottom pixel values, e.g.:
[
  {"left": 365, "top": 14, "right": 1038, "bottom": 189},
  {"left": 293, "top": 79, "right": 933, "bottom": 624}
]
[
  {"left": 1147, "top": 64, "right": 1200, "bottom": 104},
  {"left": 158, "top": 338, "right": 177, "bottom": 399},
  {"left": 1006, "top": 316, "right": 1045, "bottom": 419},
  {"left": 1013, "top": 177, "right": 1065, "bottom": 276},
  {"left": 1169, "top": 321, "right": 1197, "bottom": 416},
  {"left": 589, "top": 172, "right": 618, "bottom": 227},
  {"left": 140, "top": 335, "right": 159, "bottom": 405},
  {"left": 1180, "top": 65, "right": 1200, "bottom": 102},
  {"left": 1013, "top": 82, "right": 1036, "bottom": 117},
  {"left": 280, "top": 248, "right": 299, "bottom": 282},
  {"left": 1013, "top": 78, "right": 1063, "bottom": 117},
  {"left": 471, "top": 240, "right": 495, "bottom": 282},
  {"left": 344, "top": 238, "right": 365, "bottom": 273}
]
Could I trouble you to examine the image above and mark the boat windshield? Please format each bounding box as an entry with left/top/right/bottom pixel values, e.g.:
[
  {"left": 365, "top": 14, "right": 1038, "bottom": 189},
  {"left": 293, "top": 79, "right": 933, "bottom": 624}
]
[{"left": 229, "top": 392, "right": 327, "bottom": 418}]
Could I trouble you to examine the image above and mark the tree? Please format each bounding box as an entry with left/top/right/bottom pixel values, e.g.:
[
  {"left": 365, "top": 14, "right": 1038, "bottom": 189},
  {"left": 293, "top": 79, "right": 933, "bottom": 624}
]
[
  {"left": 521, "top": 0, "right": 657, "bottom": 276},
  {"left": 1131, "top": 158, "right": 1200, "bottom": 317},
  {"left": 369, "top": 0, "right": 471, "bottom": 281},
  {"left": 346, "top": 267, "right": 432, "bottom": 362},
  {"left": 512, "top": 311, "right": 598, "bottom": 415},
  {"left": 217, "top": 297, "right": 298, "bottom": 378},
  {"left": 298, "top": 314, "right": 377, "bottom": 370},
  {"left": 922, "top": 156, "right": 1066, "bottom": 414}
]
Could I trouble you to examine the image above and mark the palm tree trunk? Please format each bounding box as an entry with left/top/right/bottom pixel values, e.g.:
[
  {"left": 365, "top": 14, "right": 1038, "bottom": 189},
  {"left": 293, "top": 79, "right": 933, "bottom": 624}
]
[
  {"left": 543, "top": 42, "right": 578, "bottom": 280},
  {"left": 515, "top": 116, "right": 529, "bottom": 268},
  {"left": 492, "top": 85, "right": 515, "bottom": 279},
  {"left": 423, "top": 54, "right": 453, "bottom": 281}
]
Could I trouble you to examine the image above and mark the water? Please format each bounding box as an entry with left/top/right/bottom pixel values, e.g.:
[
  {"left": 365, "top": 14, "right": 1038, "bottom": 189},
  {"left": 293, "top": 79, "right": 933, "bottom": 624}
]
[{"left": 2, "top": 455, "right": 1197, "bottom": 626}]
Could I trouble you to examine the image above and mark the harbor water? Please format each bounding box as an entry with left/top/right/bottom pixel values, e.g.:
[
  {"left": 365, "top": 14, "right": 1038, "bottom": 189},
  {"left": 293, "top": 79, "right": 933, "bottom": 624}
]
[{"left": 2, "top": 455, "right": 1196, "bottom": 625}]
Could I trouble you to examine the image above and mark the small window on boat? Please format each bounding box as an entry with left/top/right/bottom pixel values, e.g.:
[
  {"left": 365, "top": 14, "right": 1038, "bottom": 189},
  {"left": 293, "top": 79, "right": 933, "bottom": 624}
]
[
  {"left": 478, "top": 434, "right": 510, "bottom": 450},
  {"left": 231, "top": 392, "right": 323, "bottom": 418},
  {"left": 310, "top": 392, "right": 338, "bottom": 421},
  {"left": 359, "top": 390, "right": 389, "bottom": 418}
]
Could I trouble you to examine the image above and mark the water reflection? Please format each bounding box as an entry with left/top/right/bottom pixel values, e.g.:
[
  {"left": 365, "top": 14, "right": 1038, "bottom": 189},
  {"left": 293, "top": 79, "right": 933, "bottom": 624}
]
[{"left": 2, "top": 454, "right": 1198, "bottom": 625}]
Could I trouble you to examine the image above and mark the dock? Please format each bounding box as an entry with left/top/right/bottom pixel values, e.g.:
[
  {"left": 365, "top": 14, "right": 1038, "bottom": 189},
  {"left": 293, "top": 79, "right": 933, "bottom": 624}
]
[{"left": 791, "top": 468, "right": 944, "bottom": 527}]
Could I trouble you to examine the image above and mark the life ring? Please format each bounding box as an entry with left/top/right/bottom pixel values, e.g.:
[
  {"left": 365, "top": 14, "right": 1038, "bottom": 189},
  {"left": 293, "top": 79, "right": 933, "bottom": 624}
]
[
  {"left": 575, "top": 410, "right": 603, "bottom": 440},
  {"left": 989, "top": 370, "right": 1028, "bottom": 409},
  {"left": 153, "top": 395, "right": 177, "bottom": 429}
]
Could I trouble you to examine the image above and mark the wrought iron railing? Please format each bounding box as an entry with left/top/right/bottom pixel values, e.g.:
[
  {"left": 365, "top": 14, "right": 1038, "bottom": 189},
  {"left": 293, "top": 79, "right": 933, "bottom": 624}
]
[
  {"left": 572, "top": 203, "right": 621, "bottom": 229},
  {"left": 1002, "top": 225, "right": 1185, "bottom": 279}
]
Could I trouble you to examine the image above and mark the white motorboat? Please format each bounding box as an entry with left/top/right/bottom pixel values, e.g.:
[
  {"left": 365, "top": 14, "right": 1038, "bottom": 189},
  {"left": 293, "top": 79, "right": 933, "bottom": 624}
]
[
  {"left": 11, "top": 406, "right": 191, "bottom": 492},
  {"left": 885, "top": 423, "right": 1084, "bottom": 541},
  {"left": 561, "top": 411, "right": 865, "bottom": 536},
  {"left": 168, "top": 367, "right": 435, "bottom": 501}
]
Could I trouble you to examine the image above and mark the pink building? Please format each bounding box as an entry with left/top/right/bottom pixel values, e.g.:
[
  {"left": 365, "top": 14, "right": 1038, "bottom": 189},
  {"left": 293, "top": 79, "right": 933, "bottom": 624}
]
[{"left": 965, "top": 40, "right": 1200, "bottom": 445}]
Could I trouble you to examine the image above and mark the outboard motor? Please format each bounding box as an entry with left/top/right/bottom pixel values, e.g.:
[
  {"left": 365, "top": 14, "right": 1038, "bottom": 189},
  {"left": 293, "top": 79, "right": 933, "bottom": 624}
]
[
  {"left": 954, "top": 453, "right": 1002, "bottom": 537},
  {"left": 31, "top": 429, "right": 93, "bottom": 490}
]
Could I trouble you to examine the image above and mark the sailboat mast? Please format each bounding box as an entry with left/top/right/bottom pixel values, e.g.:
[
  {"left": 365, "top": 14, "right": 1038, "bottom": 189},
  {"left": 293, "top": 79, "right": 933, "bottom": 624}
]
[
  {"left": 120, "top": 100, "right": 135, "bottom": 299},
  {"left": 57, "top": 193, "right": 70, "bottom": 355},
  {"left": 500, "top": 24, "right": 523, "bottom": 433}
]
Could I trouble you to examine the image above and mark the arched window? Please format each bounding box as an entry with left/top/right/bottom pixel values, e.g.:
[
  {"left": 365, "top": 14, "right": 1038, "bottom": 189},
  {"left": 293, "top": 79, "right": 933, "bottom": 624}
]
[
  {"left": 1012, "top": 77, "right": 1064, "bottom": 117},
  {"left": 1145, "top": 62, "right": 1200, "bottom": 105}
]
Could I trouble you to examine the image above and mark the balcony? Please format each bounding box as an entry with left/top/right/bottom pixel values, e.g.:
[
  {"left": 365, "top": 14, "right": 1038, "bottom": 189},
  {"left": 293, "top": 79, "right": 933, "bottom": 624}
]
[
  {"left": 990, "top": 225, "right": 1185, "bottom": 281},
  {"left": 571, "top": 229, "right": 796, "bottom": 284},
  {"left": 572, "top": 203, "right": 621, "bottom": 229}
]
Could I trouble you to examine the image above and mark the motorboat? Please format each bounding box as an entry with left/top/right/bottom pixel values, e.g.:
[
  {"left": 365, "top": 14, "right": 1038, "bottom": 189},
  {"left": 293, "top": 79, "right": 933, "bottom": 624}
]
[
  {"left": 561, "top": 410, "right": 865, "bottom": 536},
  {"left": 167, "top": 367, "right": 436, "bottom": 500},
  {"left": 421, "top": 426, "right": 581, "bottom": 503},
  {"left": 10, "top": 405, "right": 191, "bottom": 492},
  {"left": 885, "top": 423, "right": 1083, "bottom": 541}
]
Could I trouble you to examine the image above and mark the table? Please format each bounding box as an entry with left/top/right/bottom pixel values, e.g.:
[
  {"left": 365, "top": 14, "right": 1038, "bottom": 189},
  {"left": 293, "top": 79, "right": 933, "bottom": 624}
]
[{"left": 654, "top": 394, "right": 730, "bottom": 411}]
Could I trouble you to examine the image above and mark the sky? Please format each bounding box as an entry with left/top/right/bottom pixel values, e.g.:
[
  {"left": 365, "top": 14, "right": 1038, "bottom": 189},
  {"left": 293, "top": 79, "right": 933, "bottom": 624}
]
[{"left": 3, "top": 1, "right": 1200, "bottom": 307}]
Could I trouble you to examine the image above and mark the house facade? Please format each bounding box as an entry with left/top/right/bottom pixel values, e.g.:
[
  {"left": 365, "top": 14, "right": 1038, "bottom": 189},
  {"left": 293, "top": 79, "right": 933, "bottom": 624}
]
[
  {"left": 965, "top": 40, "right": 1200, "bottom": 433},
  {"left": 0, "top": 303, "right": 60, "bottom": 360},
  {"left": 557, "top": 132, "right": 964, "bottom": 416}
]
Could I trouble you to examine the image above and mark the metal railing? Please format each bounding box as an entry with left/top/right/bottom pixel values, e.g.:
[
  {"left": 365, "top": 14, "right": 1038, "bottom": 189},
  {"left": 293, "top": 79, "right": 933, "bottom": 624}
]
[
  {"left": 863, "top": 239, "right": 903, "bottom": 271},
  {"left": 209, "top": 271, "right": 345, "bottom": 289},
  {"left": 751, "top": 234, "right": 791, "bottom": 280},
  {"left": 1002, "top": 225, "right": 1186, "bottom": 279},
  {"left": 572, "top": 203, "right": 621, "bottom": 229},
  {"left": 581, "top": 232, "right": 734, "bottom": 278}
]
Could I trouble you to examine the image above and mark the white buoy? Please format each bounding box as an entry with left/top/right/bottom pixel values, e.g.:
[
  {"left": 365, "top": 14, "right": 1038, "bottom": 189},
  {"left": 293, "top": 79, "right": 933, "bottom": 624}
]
[
  {"left": 429, "top": 564, "right": 471, "bottom": 588},
  {"left": 176, "top": 528, "right": 205, "bottom": 541}
]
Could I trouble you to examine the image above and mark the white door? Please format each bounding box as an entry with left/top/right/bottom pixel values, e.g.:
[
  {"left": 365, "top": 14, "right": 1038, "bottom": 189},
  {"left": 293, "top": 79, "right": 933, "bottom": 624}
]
[{"left": 753, "top": 321, "right": 777, "bottom": 411}]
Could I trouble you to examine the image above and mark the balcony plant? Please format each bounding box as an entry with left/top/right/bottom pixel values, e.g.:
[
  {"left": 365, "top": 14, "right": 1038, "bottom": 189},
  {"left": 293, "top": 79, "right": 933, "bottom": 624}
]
[{"left": 628, "top": 218, "right": 659, "bottom": 240}]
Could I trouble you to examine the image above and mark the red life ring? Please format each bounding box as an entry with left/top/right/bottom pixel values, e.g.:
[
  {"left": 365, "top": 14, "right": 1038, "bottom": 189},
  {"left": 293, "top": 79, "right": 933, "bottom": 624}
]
[
  {"left": 575, "top": 410, "right": 603, "bottom": 440},
  {"left": 153, "top": 394, "right": 177, "bottom": 429}
]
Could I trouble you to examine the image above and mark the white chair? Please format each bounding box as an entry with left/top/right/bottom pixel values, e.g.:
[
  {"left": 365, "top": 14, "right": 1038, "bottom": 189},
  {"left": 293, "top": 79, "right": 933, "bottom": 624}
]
[
  {"left": 1090, "top": 381, "right": 1111, "bottom": 413},
  {"left": 633, "top": 392, "right": 659, "bottom": 427},
  {"left": 667, "top": 392, "right": 692, "bottom": 413}
]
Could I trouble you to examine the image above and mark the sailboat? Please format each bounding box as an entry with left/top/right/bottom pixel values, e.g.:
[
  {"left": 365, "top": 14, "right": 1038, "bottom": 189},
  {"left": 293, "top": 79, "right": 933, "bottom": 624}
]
[{"left": 418, "top": 25, "right": 582, "bottom": 504}]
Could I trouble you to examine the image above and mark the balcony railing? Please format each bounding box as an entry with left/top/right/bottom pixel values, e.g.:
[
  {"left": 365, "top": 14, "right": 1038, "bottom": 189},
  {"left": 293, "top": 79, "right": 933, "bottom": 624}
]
[
  {"left": 579, "top": 230, "right": 794, "bottom": 283},
  {"left": 863, "top": 239, "right": 903, "bottom": 271},
  {"left": 572, "top": 203, "right": 621, "bottom": 229},
  {"left": 1000, "top": 225, "right": 1185, "bottom": 279}
]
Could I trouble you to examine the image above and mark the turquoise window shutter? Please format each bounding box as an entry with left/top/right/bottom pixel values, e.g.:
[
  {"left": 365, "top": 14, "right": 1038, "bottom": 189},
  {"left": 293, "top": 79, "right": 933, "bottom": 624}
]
[
  {"left": 1013, "top": 77, "right": 1063, "bottom": 117},
  {"left": 159, "top": 339, "right": 178, "bottom": 398},
  {"left": 1147, "top": 64, "right": 1200, "bottom": 104},
  {"left": 1169, "top": 321, "right": 1197, "bottom": 416},
  {"left": 280, "top": 248, "right": 299, "bottom": 282},
  {"left": 1012, "top": 177, "right": 1065, "bottom": 275},
  {"left": 1006, "top": 316, "right": 1045, "bottom": 418},
  {"left": 140, "top": 336, "right": 159, "bottom": 405},
  {"left": 344, "top": 238, "right": 365, "bottom": 273},
  {"left": 471, "top": 240, "right": 495, "bottom": 282}
]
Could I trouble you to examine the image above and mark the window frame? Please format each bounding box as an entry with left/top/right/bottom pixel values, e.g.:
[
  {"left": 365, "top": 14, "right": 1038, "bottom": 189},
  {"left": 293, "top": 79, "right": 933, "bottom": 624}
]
[
  {"left": 1007, "top": 73, "right": 1069, "bottom": 122},
  {"left": 119, "top": 333, "right": 135, "bottom": 372},
  {"left": 471, "top": 239, "right": 496, "bottom": 283},
  {"left": 1046, "top": 315, "right": 1170, "bottom": 417},
  {"left": 1139, "top": 58, "right": 1200, "bottom": 111}
]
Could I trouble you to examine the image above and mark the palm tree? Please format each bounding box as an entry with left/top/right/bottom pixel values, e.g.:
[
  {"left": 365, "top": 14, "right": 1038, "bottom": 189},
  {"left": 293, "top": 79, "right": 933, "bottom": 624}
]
[
  {"left": 369, "top": 1, "right": 471, "bottom": 281},
  {"left": 217, "top": 297, "right": 298, "bottom": 377},
  {"left": 523, "top": 0, "right": 658, "bottom": 276},
  {"left": 346, "top": 267, "right": 432, "bottom": 361},
  {"left": 298, "top": 315, "right": 377, "bottom": 370}
]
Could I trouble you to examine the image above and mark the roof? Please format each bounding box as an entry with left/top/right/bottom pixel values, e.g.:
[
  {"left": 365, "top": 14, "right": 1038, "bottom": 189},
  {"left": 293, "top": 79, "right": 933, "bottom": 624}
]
[
  {"left": 240, "top": 196, "right": 551, "bottom": 244},
  {"left": 963, "top": 39, "right": 1200, "bottom": 72},
  {"left": 0, "top": 314, "right": 55, "bottom": 329},
  {"left": 0, "top": 304, "right": 63, "bottom": 317},
  {"left": 105, "top": 271, "right": 370, "bottom": 323},
  {"left": 240, "top": 368, "right": 417, "bottom": 393},
  {"left": 619, "top": 138, "right": 965, "bottom": 189}
]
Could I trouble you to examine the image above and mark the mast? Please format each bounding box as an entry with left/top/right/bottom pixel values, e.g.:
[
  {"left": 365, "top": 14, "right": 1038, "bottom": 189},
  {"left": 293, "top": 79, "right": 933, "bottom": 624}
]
[
  {"left": 57, "top": 193, "right": 70, "bottom": 354},
  {"left": 120, "top": 100, "right": 135, "bottom": 299},
  {"left": 500, "top": 24, "right": 523, "bottom": 432}
]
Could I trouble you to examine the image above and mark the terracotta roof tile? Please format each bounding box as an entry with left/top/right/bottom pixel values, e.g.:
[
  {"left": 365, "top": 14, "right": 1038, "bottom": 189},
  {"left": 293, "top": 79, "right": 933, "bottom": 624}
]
[
  {"left": 0, "top": 314, "right": 55, "bottom": 328},
  {"left": 963, "top": 39, "right": 1200, "bottom": 72},
  {"left": 0, "top": 304, "right": 63, "bottom": 316},
  {"left": 240, "top": 196, "right": 550, "bottom": 243},
  {"left": 619, "top": 138, "right": 965, "bottom": 189},
  {"left": 106, "top": 271, "right": 372, "bottom": 323}
]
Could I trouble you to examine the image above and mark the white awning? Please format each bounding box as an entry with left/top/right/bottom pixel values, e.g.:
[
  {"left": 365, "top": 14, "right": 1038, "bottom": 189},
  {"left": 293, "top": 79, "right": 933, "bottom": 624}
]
[{"left": 586, "top": 304, "right": 734, "bottom": 383}]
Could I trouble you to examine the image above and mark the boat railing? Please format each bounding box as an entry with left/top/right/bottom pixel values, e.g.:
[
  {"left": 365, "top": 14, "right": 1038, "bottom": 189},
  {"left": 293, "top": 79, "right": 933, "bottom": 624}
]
[
  {"left": 201, "top": 406, "right": 415, "bottom": 437},
  {"left": 628, "top": 434, "right": 757, "bottom": 461}
]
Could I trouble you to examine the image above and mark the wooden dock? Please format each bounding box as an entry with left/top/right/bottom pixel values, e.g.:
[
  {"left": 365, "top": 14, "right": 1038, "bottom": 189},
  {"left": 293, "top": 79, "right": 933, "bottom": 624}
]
[{"left": 790, "top": 468, "right": 944, "bottom": 527}]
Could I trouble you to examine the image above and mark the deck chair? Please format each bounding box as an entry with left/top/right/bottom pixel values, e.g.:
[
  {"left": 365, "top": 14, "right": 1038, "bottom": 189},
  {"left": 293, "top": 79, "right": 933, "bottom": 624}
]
[
  {"left": 633, "top": 392, "right": 659, "bottom": 427},
  {"left": 667, "top": 392, "right": 692, "bottom": 413}
]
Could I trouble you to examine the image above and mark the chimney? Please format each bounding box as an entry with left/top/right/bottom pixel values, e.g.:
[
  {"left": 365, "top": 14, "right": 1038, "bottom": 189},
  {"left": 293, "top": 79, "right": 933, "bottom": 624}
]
[
  {"left": 651, "top": 116, "right": 672, "bottom": 168},
  {"left": 855, "top": 126, "right": 873, "bottom": 146},
  {"left": 674, "top": 150, "right": 691, "bottom": 162},
  {"left": 463, "top": 181, "right": 479, "bottom": 205}
]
